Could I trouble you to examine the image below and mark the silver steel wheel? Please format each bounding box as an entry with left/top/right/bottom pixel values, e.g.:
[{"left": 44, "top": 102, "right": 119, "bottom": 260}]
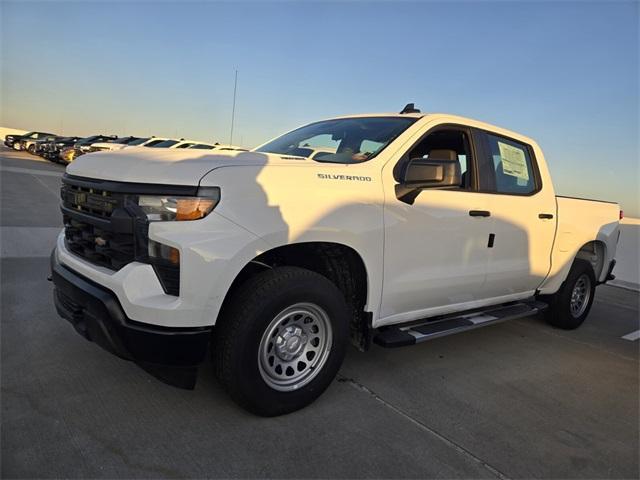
[
  {"left": 258, "top": 302, "right": 333, "bottom": 392},
  {"left": 570, "top": 273, "right": 591, "bottom": 318}
]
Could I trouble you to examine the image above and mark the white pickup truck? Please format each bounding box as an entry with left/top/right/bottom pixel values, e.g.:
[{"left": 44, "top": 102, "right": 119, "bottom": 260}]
[{"left": 51, "top": 105, "right": 620, "bottom": 416}]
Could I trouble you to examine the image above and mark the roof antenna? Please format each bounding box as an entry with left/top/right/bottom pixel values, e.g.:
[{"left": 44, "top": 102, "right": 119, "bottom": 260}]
[{"left": 400, "top": 103, "right": 420, "bottom": 114}]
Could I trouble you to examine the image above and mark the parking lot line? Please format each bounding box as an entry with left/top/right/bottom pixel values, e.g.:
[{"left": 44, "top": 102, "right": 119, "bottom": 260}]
[{"left": 622, "top": 330, "right": 640, "bottom": 341}]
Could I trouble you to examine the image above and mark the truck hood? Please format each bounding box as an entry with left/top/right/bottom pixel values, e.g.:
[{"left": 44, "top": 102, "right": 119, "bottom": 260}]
[{"left": 65, "top": 148, "right": 306, "bottom": 185}]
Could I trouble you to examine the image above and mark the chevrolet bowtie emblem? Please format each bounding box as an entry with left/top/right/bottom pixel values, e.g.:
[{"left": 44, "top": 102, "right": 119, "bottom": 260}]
[{"left": 94, "top": 237, "right": 107, "bottom": 247}]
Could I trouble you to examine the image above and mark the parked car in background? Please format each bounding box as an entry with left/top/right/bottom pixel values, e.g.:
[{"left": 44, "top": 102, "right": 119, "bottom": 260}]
[
  {"left": 59, "top": 135, "right": 117, "bottom": 164},
  {"left": 42, "top": 137, "right": 81, "bottom": 162},
  {"left": 90, "top": 136, "right": 169, "bottom": 152},
  {"left": 147, "top": 139, "right": 248, "bottom": 151},
  {"left": 147, "top": 138, "right": 199, "bottom": 149},
  {"left": 4, "top": 131, "right": 56, "bottom": 150},
  {"left": 87, "top": 136, "right": 142, "bottom": 153},
  {"left": 188, "top": 142, "right": 248, "bottom": 152},
  {"left": 186, "top": 142, "right": 217, "bottom": 150},
  {"left": 26, "top": 135, "right": 62, "bottom": 155},
  {"left": 128, "top": 137, "right": 170, "bottom": 148}
]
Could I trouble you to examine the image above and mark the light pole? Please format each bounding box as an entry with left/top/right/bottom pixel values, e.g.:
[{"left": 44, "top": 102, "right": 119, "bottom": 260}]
[{"left": 230, "top": 70, "right": 238, "bottom": 145}]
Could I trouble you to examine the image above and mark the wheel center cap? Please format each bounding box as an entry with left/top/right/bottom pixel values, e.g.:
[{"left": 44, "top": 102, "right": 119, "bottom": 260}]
[
  {"left": 286, "top": 336, "right": 301, "bottom": 350},
  {"left": 275, "top": 326, "right": 308, "bottom": 360}
]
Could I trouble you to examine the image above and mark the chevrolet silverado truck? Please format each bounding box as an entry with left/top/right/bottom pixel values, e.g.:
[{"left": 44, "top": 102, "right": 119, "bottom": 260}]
[{"left": 51, "top": 105, "right": 620, "bottom": 416}]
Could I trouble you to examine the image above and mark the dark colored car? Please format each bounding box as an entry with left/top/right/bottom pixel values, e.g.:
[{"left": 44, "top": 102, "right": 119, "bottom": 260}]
[
  {"left": 4, "top": 131, "right": 56, "bottom": 150},
  {"left": 59, "top": 135, "right": 118, "bottom": 164},
  {"left": 42, "top": 137, "right": 81, "bottom": 162}
]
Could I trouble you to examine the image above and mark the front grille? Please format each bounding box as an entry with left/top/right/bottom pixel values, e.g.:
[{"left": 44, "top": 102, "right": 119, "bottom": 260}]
[
  {"left": 60, "top": 175, "right": 183, "bottom": 296},
  {"left": 63, "top": 217, "right": 135, "bottom": 270},
  {"left": 61, "top": 181, "right": 136, "bottom": 270},
  {"left": 62, "top": 183, "right": 121, "bottom": 217}
]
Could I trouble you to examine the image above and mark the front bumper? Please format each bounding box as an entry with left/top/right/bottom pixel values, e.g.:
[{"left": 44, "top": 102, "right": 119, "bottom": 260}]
[{"left": 51, "top": 248, "right": 211, "bottom": 388}]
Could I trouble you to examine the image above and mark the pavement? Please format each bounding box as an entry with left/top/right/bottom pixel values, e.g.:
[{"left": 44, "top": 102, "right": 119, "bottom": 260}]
[{"left": 1, "top": 146, "right": 638, "bottom": 479}]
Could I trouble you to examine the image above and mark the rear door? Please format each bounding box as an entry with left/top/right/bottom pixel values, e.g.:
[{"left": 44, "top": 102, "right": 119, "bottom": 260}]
[{"left": 476, "top": 131, "right": 557, "bottom": 297}]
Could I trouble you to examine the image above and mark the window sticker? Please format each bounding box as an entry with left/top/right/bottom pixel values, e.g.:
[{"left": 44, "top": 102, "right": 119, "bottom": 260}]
[{"left": 498, "top": 142, "right": 529, "bottom": 180}]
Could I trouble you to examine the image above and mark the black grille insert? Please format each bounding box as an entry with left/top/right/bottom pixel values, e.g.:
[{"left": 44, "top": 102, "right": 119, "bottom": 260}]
[
  {"left": 63, "top": 216, "right": 135, "bottom": 270},
  {"left": 60, "top": 175, "right": 185, "bottom": 296},
  {"left": 61, "top": 181, "right": 136, "bottom": 271}
]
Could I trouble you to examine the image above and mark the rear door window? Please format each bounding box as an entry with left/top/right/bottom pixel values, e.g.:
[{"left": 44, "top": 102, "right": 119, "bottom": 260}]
[{"left": 481, "top": 133, "right": 537, "bottom": 194}]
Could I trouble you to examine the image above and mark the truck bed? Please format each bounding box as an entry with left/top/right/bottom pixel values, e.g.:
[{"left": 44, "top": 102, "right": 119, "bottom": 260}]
[{"left": 540, "top": 195, "right": 621, "bottom": 293}]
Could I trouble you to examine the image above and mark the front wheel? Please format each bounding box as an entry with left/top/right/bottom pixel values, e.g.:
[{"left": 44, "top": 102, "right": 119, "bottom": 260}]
[
  {"left": 544, "top": 259, "right": 596, "bottom": 330},
  {"left": 213, "top": 266, "right": 349, "bottom": 416}
]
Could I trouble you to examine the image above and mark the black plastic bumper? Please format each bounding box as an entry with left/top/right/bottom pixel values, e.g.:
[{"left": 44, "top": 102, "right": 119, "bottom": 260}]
[
  {"left": 599, "top": 259, "right": 616, "bottom": 285},
  {"left": 50, "top": 249, "right": 211, "bottom": 388}
]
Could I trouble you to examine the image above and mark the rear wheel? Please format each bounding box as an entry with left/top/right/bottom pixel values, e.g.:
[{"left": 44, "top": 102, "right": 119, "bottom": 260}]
[
  {"left": 213, "top": 266, "right": 349, "bottom": 416},
  {"left": 27, "top": 144, "right": 36, "bottom": 154},
  {"left": 544, "top": 259, "right": 596, "bottom": 330}
]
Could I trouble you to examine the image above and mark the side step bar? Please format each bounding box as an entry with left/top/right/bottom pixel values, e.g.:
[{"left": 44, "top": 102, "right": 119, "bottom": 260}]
[{"left": 374, "top": 300, "right": 548, "bottom": 348}]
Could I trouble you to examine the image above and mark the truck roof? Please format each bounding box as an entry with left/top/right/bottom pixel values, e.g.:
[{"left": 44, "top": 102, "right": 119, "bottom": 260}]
[{"left": 327, "top": 111, "right": 537, "bottom": 146}]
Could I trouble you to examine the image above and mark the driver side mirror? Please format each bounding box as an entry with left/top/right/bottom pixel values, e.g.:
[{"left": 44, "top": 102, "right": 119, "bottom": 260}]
[{"left": 395, "top": 157, "right": 461, "bottom": 204}]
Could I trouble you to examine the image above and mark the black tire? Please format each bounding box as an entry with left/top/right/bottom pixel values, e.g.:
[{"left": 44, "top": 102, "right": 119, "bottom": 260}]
[
  {"left": 544, "top": 259, "right": 596, "bottom": 330},
  {"left": 213, "top": 266, "right": 350, "bottom": 416},
  {"left": 28, "top": 144, "right": 36, "bottom": 155}
]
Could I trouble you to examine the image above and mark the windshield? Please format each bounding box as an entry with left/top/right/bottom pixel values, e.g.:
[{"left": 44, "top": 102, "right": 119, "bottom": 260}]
[
  {"left": 149, "top": 139, "right": 179, "bottom": 148},
  {"left": 256, "top": 116, "right": 417, "bottom": 163},
  {"left": 126, "top": 137, "right": 150, "bottom": 146}
]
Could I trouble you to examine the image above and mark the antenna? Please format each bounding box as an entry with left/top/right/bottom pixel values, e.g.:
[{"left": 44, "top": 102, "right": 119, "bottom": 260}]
[
  {"left": 400, "top": 103, "right": 420, "bottom": 114},
  {"left": 230, "top": 69, "right": 238, "bottom": 145}
]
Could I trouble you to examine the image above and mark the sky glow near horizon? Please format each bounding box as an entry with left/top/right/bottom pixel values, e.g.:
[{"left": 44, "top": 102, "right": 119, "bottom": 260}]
[{"left": 1, "top": 1, "right": 638, "bottom": 215}]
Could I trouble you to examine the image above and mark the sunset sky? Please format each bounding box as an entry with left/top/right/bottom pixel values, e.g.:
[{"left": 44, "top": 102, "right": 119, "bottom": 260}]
[{"left": 2, "top": 1, "right": 638, "bottom": 215}]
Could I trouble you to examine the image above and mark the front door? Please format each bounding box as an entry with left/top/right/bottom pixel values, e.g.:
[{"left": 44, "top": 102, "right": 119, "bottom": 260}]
[{"left": 379, "top": 126, "right": 494, "bottom": 326}]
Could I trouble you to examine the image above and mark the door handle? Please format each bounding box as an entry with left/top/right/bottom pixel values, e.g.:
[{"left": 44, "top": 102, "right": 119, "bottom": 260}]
[
  {"left": 538, "top": 213, "right": 554, "bottom": 219},
  {"left": 469, "top": 210, "right": 491, "bottom": 217}
]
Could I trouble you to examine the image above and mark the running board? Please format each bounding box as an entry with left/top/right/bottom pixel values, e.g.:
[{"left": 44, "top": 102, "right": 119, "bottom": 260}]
[{"left": 374, "top": 300, "right": 548, "bottom": 348}]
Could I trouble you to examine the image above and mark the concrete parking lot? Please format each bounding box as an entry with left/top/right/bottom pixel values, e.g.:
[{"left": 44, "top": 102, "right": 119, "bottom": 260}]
[{"left": 1, "top": 146, "right": 638, "bottom": 479}]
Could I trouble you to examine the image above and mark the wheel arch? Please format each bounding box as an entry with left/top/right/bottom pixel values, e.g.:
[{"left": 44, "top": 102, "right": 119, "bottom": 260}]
[
  {"left": 217, "top": 241, "right": 373, "bottom": 350},
  {"left": 539, "top": 239, "right": 608, "bottom": 295},
  {"left": 575, "top": 240, "right": 606, "bottom": 281}
]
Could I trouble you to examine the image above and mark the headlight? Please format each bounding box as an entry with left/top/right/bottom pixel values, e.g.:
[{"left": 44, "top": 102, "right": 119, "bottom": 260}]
[{"left": 137, "top": 189, "right": 220, "bottom": 221}]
